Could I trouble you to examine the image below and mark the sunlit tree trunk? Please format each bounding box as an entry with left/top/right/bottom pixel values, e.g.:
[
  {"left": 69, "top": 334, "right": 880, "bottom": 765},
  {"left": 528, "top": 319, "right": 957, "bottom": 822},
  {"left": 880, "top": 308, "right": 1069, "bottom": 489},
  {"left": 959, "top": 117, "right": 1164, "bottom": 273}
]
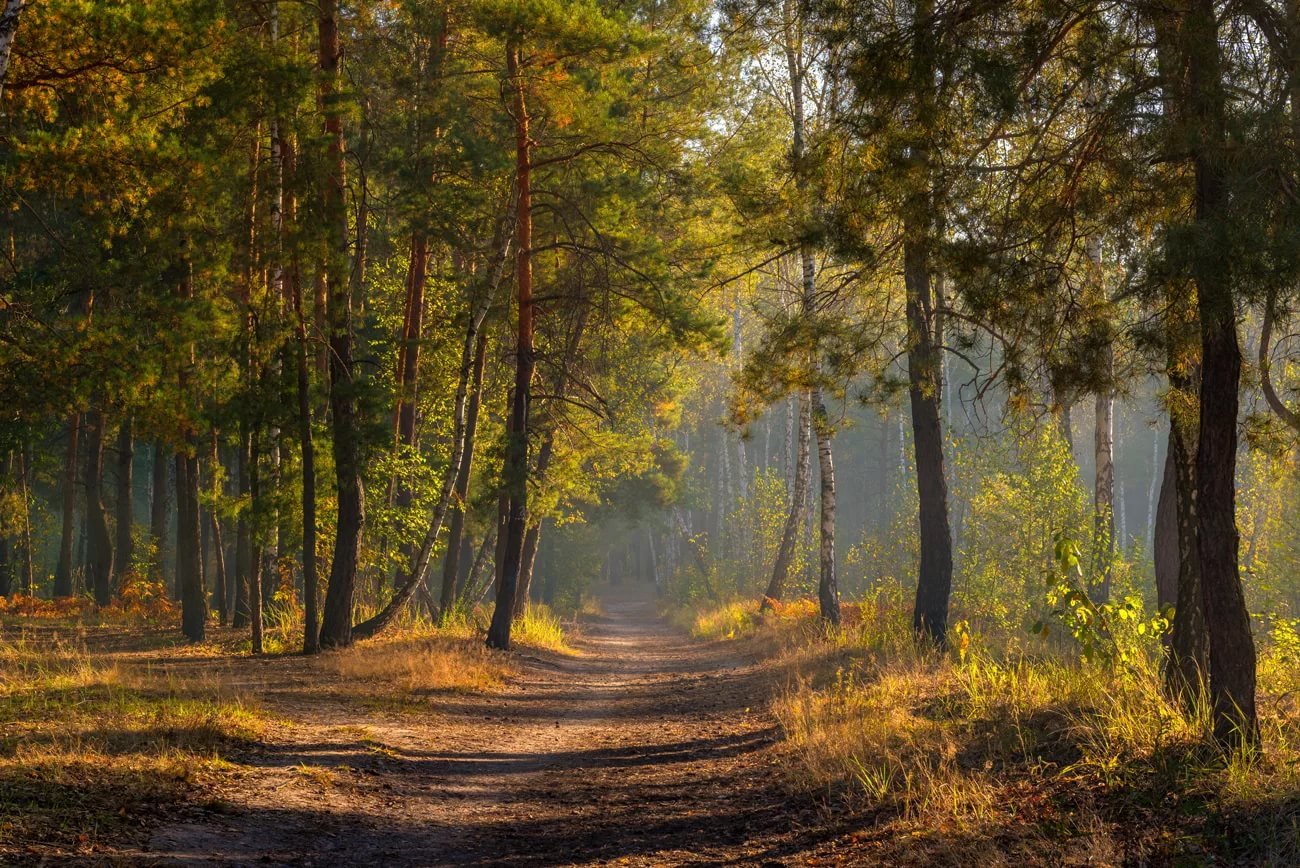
[
  {"left": 487, "top": 40, "right": 536, "bottom": 651},
  {"left": 440, "top": 328, "right": 488, "bottom": 621},
  {"left": 763, "top": 391, "right": 810, "bottom": 607}
]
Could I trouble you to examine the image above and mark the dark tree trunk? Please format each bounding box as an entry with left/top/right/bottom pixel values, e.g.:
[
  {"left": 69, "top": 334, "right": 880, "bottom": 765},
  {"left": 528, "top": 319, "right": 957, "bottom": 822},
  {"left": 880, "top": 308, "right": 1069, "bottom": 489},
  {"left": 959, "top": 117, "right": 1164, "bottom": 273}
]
[
  {"left": 486, "top": 41, "right": 536, "bottom": 652},
  {"left": 84, "top": 408, "right": 114, "bottom": 606},
  {"left": 1185, "top": 0, "right": 1257, "bottom": 748},
  {"left": 114, "top": 416, "right": 134, "bottom": 583},
  {"left": 247, "top": 431, "right": 264, "bottom": 654},
  {"left": 54, "top": 414, "right": 81, "bottom": 598},
  {"left": 905, "top": 236, "right": 954, "bottom": 646},
  {"left": 1166, "top": 375, "right": 1208, "bottom": 705},
  {"left": 209, "top": 433, "right": 229, "bottom": 627},
  {"left": 1153, "top": 439, "right": 1179, "bottom": 616},
  {"left": 150, "top": 440, "right": 170, "bottom": 588},
  {"left": 392, "top": 232, "right": 429, "bottom": 533},
  {"left": 318, "top": 0, "right": 366, "bottom": 649},
  {"left": 18, "top": 442, "right": 34, "bottom": 595},
  {"left": 175, "top": 451, "right": 206, "bottom": 641},
  {"left": 233, "top": 428, "right": 251, "bottom": 629}
]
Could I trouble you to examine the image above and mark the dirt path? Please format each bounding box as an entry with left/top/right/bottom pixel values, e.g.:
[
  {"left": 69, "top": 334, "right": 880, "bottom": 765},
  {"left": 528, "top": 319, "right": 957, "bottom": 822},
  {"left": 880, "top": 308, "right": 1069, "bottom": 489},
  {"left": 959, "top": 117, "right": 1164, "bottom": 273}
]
[{"left": 135, "top": 594, "right": 842, "bottom": 866}]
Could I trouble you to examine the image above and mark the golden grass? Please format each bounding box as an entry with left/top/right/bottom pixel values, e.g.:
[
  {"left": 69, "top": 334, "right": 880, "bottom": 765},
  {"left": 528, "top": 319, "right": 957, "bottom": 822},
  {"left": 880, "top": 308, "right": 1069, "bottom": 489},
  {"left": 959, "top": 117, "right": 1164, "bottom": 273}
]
[
  {"left": 683, "top": 597, "right": 1300, "bottom": 864},
  {"left": 0, "top": 635, "right": 263, "bottom": 859},
  {"left": 325, "top": 635, "right": 515, "bottom": 695}
]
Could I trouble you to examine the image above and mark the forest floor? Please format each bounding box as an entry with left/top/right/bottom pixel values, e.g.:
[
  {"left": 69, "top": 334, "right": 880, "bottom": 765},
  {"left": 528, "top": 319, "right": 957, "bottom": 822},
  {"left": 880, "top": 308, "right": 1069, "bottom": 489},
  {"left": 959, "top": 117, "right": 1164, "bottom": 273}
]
[{"left": 70, "top": 589, "right": 862, "bottom": 867}]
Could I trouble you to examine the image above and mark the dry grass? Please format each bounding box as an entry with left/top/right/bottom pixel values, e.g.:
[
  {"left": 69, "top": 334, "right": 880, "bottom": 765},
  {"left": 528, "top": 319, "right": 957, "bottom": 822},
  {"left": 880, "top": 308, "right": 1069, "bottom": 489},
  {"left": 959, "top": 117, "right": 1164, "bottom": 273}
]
[
  {"left": 684, "top": 597, "right": 1300, "bottom": 865},
  {"left": 325, "top": 634, "right": 516, "bottom": 695},
  {"left": 0, "top": 635, "right": 263, "bottom": 860}
]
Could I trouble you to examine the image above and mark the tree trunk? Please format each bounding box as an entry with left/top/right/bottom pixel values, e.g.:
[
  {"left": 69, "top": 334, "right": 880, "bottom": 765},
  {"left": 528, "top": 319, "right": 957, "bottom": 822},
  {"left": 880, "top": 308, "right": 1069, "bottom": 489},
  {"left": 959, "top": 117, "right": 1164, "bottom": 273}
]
[
  {"left": 84, "top": 408, "right": 114, "bottom": 606},
  {"left": 486, "top": 41, "right": 535, "bottom": 651},
  {"left": 113, "top": 416, "right": 134, "bottom": 583},
  {"left": 812, "top": 391, "right": 839, "bottom": 625},
  {"left": 763, "top": 391, "right": 811, "bottom": 607},
  {"left": 53, "top": 413, "right": 80, "bottom": 598},
  {"left": 440, "top": 328, "right": 488, "bottom": 621},
  {"left": 233, "top": 430, "right": 251, "bottom": 628},
  {"left": 905, "top": 236, "right": 954, "bottom": 646},
  {"left": 18, "top": 442, "right": 34, "bottom": 595},
  {"left": 247, "top": 431, "right": 264, "bottom": 654},
  {"left": 1184, "top": 0, "right": 1257, "bottom": 748},
  {"left": 208, "top": 433, "right": 229, "bottom": 627},
  {"left": 392, "top": 231, "right": 429, "bottom": 558},
  {"left": 1153, "top": 439, "right": 1178, "bottom": 615},
  {"left": 175, "top": 450, "right": 206, "bottom": 641},
  {"left": 318, "top": 0, "right": 366, "bottom": 649}
]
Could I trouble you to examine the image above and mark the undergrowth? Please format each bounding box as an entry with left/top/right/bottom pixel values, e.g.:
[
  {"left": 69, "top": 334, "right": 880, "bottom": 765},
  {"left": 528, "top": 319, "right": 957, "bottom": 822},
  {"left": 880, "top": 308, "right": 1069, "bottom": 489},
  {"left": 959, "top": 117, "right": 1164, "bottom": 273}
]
[{"left": 688, "top": 597, "right": 1300, "bottom": 865}]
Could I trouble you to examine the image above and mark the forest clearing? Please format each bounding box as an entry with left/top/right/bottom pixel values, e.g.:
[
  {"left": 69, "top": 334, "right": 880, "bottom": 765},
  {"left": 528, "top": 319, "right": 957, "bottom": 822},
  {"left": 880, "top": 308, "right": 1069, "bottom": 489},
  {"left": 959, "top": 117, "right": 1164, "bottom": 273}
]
[{"left": 4, "top": 0, "right": 1300, "bottom": 864}]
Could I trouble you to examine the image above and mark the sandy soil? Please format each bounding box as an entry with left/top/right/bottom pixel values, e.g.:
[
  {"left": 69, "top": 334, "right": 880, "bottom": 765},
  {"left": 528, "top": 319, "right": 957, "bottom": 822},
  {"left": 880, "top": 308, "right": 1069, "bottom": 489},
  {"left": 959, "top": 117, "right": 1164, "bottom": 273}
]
[{"left": 125, "top": 594, "right": 848, "bottom": 866}]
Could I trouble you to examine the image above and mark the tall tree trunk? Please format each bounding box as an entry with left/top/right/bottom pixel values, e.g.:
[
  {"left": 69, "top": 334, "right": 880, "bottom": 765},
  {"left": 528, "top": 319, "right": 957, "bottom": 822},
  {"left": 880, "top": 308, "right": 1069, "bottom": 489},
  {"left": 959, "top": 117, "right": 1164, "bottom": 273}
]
[
  {"left": 53, "top": 413, "right": 80, "bottom": 598},
  {"left": 233, "top": 430, "right": 251, "bottom": 628},
  {"left": 83, "top": 408, "right": 113, "bottom": 606},
  {"left": 247, "top": 431, "right": 265, "bottom": 654},
  {"left": 1184, "top": 0, "right": 1257, "bottom": 748},
  {"left": 486, "top": 41, "right": 535, "bottom": 651},
  {"left": 114, "top": 417, "right": 134, "bottom": 584},
  {"left": 208, "top": 435, "right": 229, "bottom": 627},
  {"left": 317, "top": 0, "right": 366, "bottom": 649},
  {"left": 1153, "top": 439, "right": 1178, "bottom": 615},
  {"left": 813, "top": 391, "right": 839, "bottom": 624},
  {"left": 176, "top": 450, "right": 206, "bottom": 641},
  {"left": 905, "top": 237, "right": 954, "bottom": 646},
  {"left": 763, "top": 391, "right": 811, "bottom": 606},
  {"left": 904, "top": 0, "right": 954, "bottom": 646}
]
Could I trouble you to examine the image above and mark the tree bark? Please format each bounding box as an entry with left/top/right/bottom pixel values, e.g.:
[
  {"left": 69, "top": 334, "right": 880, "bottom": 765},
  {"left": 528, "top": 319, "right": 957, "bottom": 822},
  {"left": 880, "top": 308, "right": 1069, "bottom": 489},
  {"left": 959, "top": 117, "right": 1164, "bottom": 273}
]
[
  {"left": 83, "top": 408, "right": 114, "bottom": 606},
  {"left": 208, "top": 434, "right": 229, "bottom": 627},
  {"left": 318, "top": 0, "right": 366, "bottom": 649},
  {"left": 902, "top": 0, "right": 954, "bottom": 647},
  {"left": 113, "top": 417, "right": 134, "bottom": 583},
  {"left": 486, "top": 41, "right": 535, "bottom": 651},
  {"left": 53, "top": 414, "right": 80, "bottom": 598},
  {"left": 813, "top": 391, "right": 839, "bottom": 624},
  {"left": 1184, "top": 0, "right": 1257, "bottom": 748}
]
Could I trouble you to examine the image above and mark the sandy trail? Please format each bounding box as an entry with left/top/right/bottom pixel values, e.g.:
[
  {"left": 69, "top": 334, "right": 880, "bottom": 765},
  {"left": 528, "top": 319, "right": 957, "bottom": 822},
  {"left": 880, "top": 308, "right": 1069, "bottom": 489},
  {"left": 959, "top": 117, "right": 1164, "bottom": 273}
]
[{"left": 134, "top": 593, "right": 835, "bottom": 866}]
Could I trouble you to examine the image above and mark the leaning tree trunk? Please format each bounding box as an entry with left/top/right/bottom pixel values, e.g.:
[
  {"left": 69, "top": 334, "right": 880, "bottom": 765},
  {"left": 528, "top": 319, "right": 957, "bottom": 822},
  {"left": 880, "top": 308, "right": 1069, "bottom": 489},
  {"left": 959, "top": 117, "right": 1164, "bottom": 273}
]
[
  {"left": 317, "top": 0, "right": 366, "bottom": 649},
  {"left": 53, "top": 413, "right": 80, "bottom": 598},
  {"left": 486, "top": 40, "right": 536, "bottom": 652},
  {"left": 763, "top": 391, "right": 811, "bottom": 607},
  {"left": 84, "top": 408, "right": 114, "bottom": 606},
  {"left": 113, "top": 416, "right": 134, "bottom": 584},
  {"left": 439, "top": 328, "right": 489, "bottom": 621},
  {"left": 1185, "top": 0, "right": 1257, "bottom": 749}
]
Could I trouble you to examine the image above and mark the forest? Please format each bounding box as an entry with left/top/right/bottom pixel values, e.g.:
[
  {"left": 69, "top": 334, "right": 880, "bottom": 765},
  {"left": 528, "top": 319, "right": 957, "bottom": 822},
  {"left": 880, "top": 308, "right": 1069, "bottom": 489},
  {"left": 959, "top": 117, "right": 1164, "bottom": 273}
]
[{"left": 1, "top": 0, "right": 1300, "bottom": 863}]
